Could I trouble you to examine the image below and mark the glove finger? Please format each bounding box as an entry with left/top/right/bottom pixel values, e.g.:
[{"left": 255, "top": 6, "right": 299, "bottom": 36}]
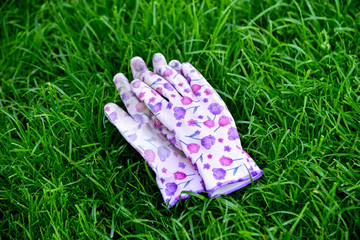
[
  {"left": 181, "top": 62, "right": 223, "bottom": 102},
  {"left": 131, "top": 56, "right": 182, "bottom": 101},
  {"left": 131, "top": 79, "right": 170, "bottom": 118},
  {"left": 131, "top": 56, "right": 149, "bottom": 80},
  {"left": 169, "top": 59, "right": 181, "bottom": 73},
  {"left": 113, "top": 73, "right": 152, "bottom": 119},
  {"left": 153, "top": 53, "right": 195, "bottom": 98},
  {"left": 104, "top": 103, "right": 139, "bottom": 134}
]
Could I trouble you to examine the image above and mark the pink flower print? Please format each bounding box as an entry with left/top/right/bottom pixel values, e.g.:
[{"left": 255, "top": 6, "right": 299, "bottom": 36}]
[
  {"left": 178, "top": 83, "right": 183, "bottom": 87},
  {"left": 212, "top": 168, "right": 226, "bottom": 180},
  {"left": 163, "top": 69, "right": 173, "bottom": 77},
  {"left": 165, "top": 182, "right": 178, "bottom": 196},
  {"left": 173, "top": 107, "right": 186, "bottom": 120},
  {"left": 201, "top": 135, "right": 216, "bottom": 150},
  {"left": 135, "top": 102, "right": 144, "bottom": 112},
  {"left": 219, "top": 156, "right": 233, "bottom": 166},
  {"left": 204, "top": 120, "right": 215, "bottom": 128},
  {"left": 187, "top": 119, "right": 198, "bottom": 126},
  {"left": 149, "top": 97, "right": 156, "bottom": 103},
  {"left": 218, "top": 138, "right": 224, "bottom": 143},
  {"left": 218, "top": 116, "right": 230, "bottom": 127},
  {"left": 224, "top": 145, "right": 231, "bottom": 152},
  {"left": 192, "top": 84, "right": 201, "bottom": 93},
  {"left": 104, "top": 106, "right": 110, "bottom": 112},
  {"left": 207, "top": 154, "right": 213, "bottom": 159},
  {"left": 187, "top": 143, "right": 200, "bottom": 154},
  {"left": 138, "top": 92, "right": 145, "bottom": 99},
  {"left": 181, "top": 96, "right": 193, "bottom": 105},
  {"left": 156, "top": 87, "right": 163, "bottom": 95},
  {"left": 153, "top": 118, "right": 162, "bottom": 128},
  {"left": 162, "top": 168, "right": 167, "bottom": 173},
  {"left": 174, "top": 171, "right": 187, "bottom": 180},
  {"left": 108, "top": 112, "right": 118, "bottom": 122},
  {"left": 158, "top": 146, "right": 171, "bottom": 162},
  {"left": 228, "top": 127, "right": 240, "bottom": 140},
  {"left": 144, "top": 149, "right": 155, "bottom": 163},
  {"left": 204, "top": 88, "right": 213, "bottom": 95}
]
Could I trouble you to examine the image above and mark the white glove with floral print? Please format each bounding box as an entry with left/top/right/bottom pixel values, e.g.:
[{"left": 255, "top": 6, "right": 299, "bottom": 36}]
[
  {"left": 104, "top": 65, "right": 205, "bottom": 207},
  {"left": 130, "top": 53, "right": 263, "bottom": 198}
]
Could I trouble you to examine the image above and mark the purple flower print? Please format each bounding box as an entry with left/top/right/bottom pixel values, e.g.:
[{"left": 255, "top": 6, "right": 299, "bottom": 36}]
[
  {"left": 127, "top": 133, "right": 137, "bottom": 142},
  {"left": 174, "top": 107, "right": 186, "bottom": 120},
  {"left": 178, "top": 162, "right": 186, "bottom": 169},
  {"left": 185, "top": 74, "right": 191, "bottom": 83},
  {"left": 132, "top": 81, "right": 141, "bottom": 88},
  {"left": 121, "top": 92, "right": 130, "bottom": 101},
  {"left": 218, "top": 116, "right": 230, "bottom": 126},
  {"left": 204, "top": 120, "right": 215, "bottom": 128},
  {"left": 164, "top": 82, "right": 174, "bottom": 91},
  {"left": 203, "top": 98, "right": 208, "bottom": 103},
  {"left": 169, "top": 137, "right": 176, "bottom": 146},
  {"left": 133, "top": 114, "right": 144, "bottom": 124},
  {"left": 219, "top": 156, "right": 233, "bottom": 166},
  {"left": 160, "top": 178, "right": 165, "bottom": 184},
  {"left": 201, "top": 135, "right": 216, "bottom": 150},
  {"left": 228, "top": 127, "right": 240, "bottom": 140},
  {"left": 208, "top": 103, "right": 224, "bottom": 115},
  {"left": 152, "top": 102, "right": 162, "bottom": 113},
  {"left": 162, "top": 168, "right": 167, "bottom": 173},
  {"left": 181, "top": 96, "right": 193, "bottom": 105},
  {"left": 187, "top": 143, "right": 200, "bottom": 154},
  {"left": 212, "top": 168, "right": 226, "bottom": 180},
  {"left": 167, "top": 102, "right": 173, "bottom": 110},
  {"left": 198, "top": 115, "right": 204, "bottom": 119},
  {"left": 158, "top": 146, "right": 171, "bottom": 162},
  {"left": 176, "top": 122, "right": 182, "bottom": 127},
  {"left": 174, "top": 171, "right": 187, "bottom": 180},
  {"left": 203, "top": 163, "right": 211, "bottom": 170},
  {"left": 224, "top": 146, "right": 231, "bottom": 152},
  {"left": 165, "top": 182, "right": 178, "bottom": 196},
  {"left": 108, "top": 112, "right": 118, "bottom": 122}
]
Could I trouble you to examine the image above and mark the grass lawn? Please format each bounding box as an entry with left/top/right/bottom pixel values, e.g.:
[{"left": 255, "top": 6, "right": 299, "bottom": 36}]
[{"left": 1, "top": 0, "right": 360, "bottom": 239}]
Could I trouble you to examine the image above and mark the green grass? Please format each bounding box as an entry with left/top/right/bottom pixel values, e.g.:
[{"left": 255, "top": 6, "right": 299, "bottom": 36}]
[{"left": 1, "top": 0, "right": 360, "bottom": 239}]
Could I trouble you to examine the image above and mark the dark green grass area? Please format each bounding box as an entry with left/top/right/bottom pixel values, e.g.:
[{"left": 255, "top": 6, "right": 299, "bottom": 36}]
[{"left": 1, "top": 0, "right": 360, "bottom": 239}]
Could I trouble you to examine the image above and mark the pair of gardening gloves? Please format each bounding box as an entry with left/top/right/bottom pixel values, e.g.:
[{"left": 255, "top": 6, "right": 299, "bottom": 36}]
[{"left": 104, "top": 53, "right": 263, "bottom": 207}]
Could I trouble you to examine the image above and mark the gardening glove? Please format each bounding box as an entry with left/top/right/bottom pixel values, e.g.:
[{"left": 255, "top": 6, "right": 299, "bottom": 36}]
[
  {"left": 131, "top": 53, "right": 263, "bottom": 198},
  {"left": 104, "top": 71, "right": 205, "bottom": 207}
]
